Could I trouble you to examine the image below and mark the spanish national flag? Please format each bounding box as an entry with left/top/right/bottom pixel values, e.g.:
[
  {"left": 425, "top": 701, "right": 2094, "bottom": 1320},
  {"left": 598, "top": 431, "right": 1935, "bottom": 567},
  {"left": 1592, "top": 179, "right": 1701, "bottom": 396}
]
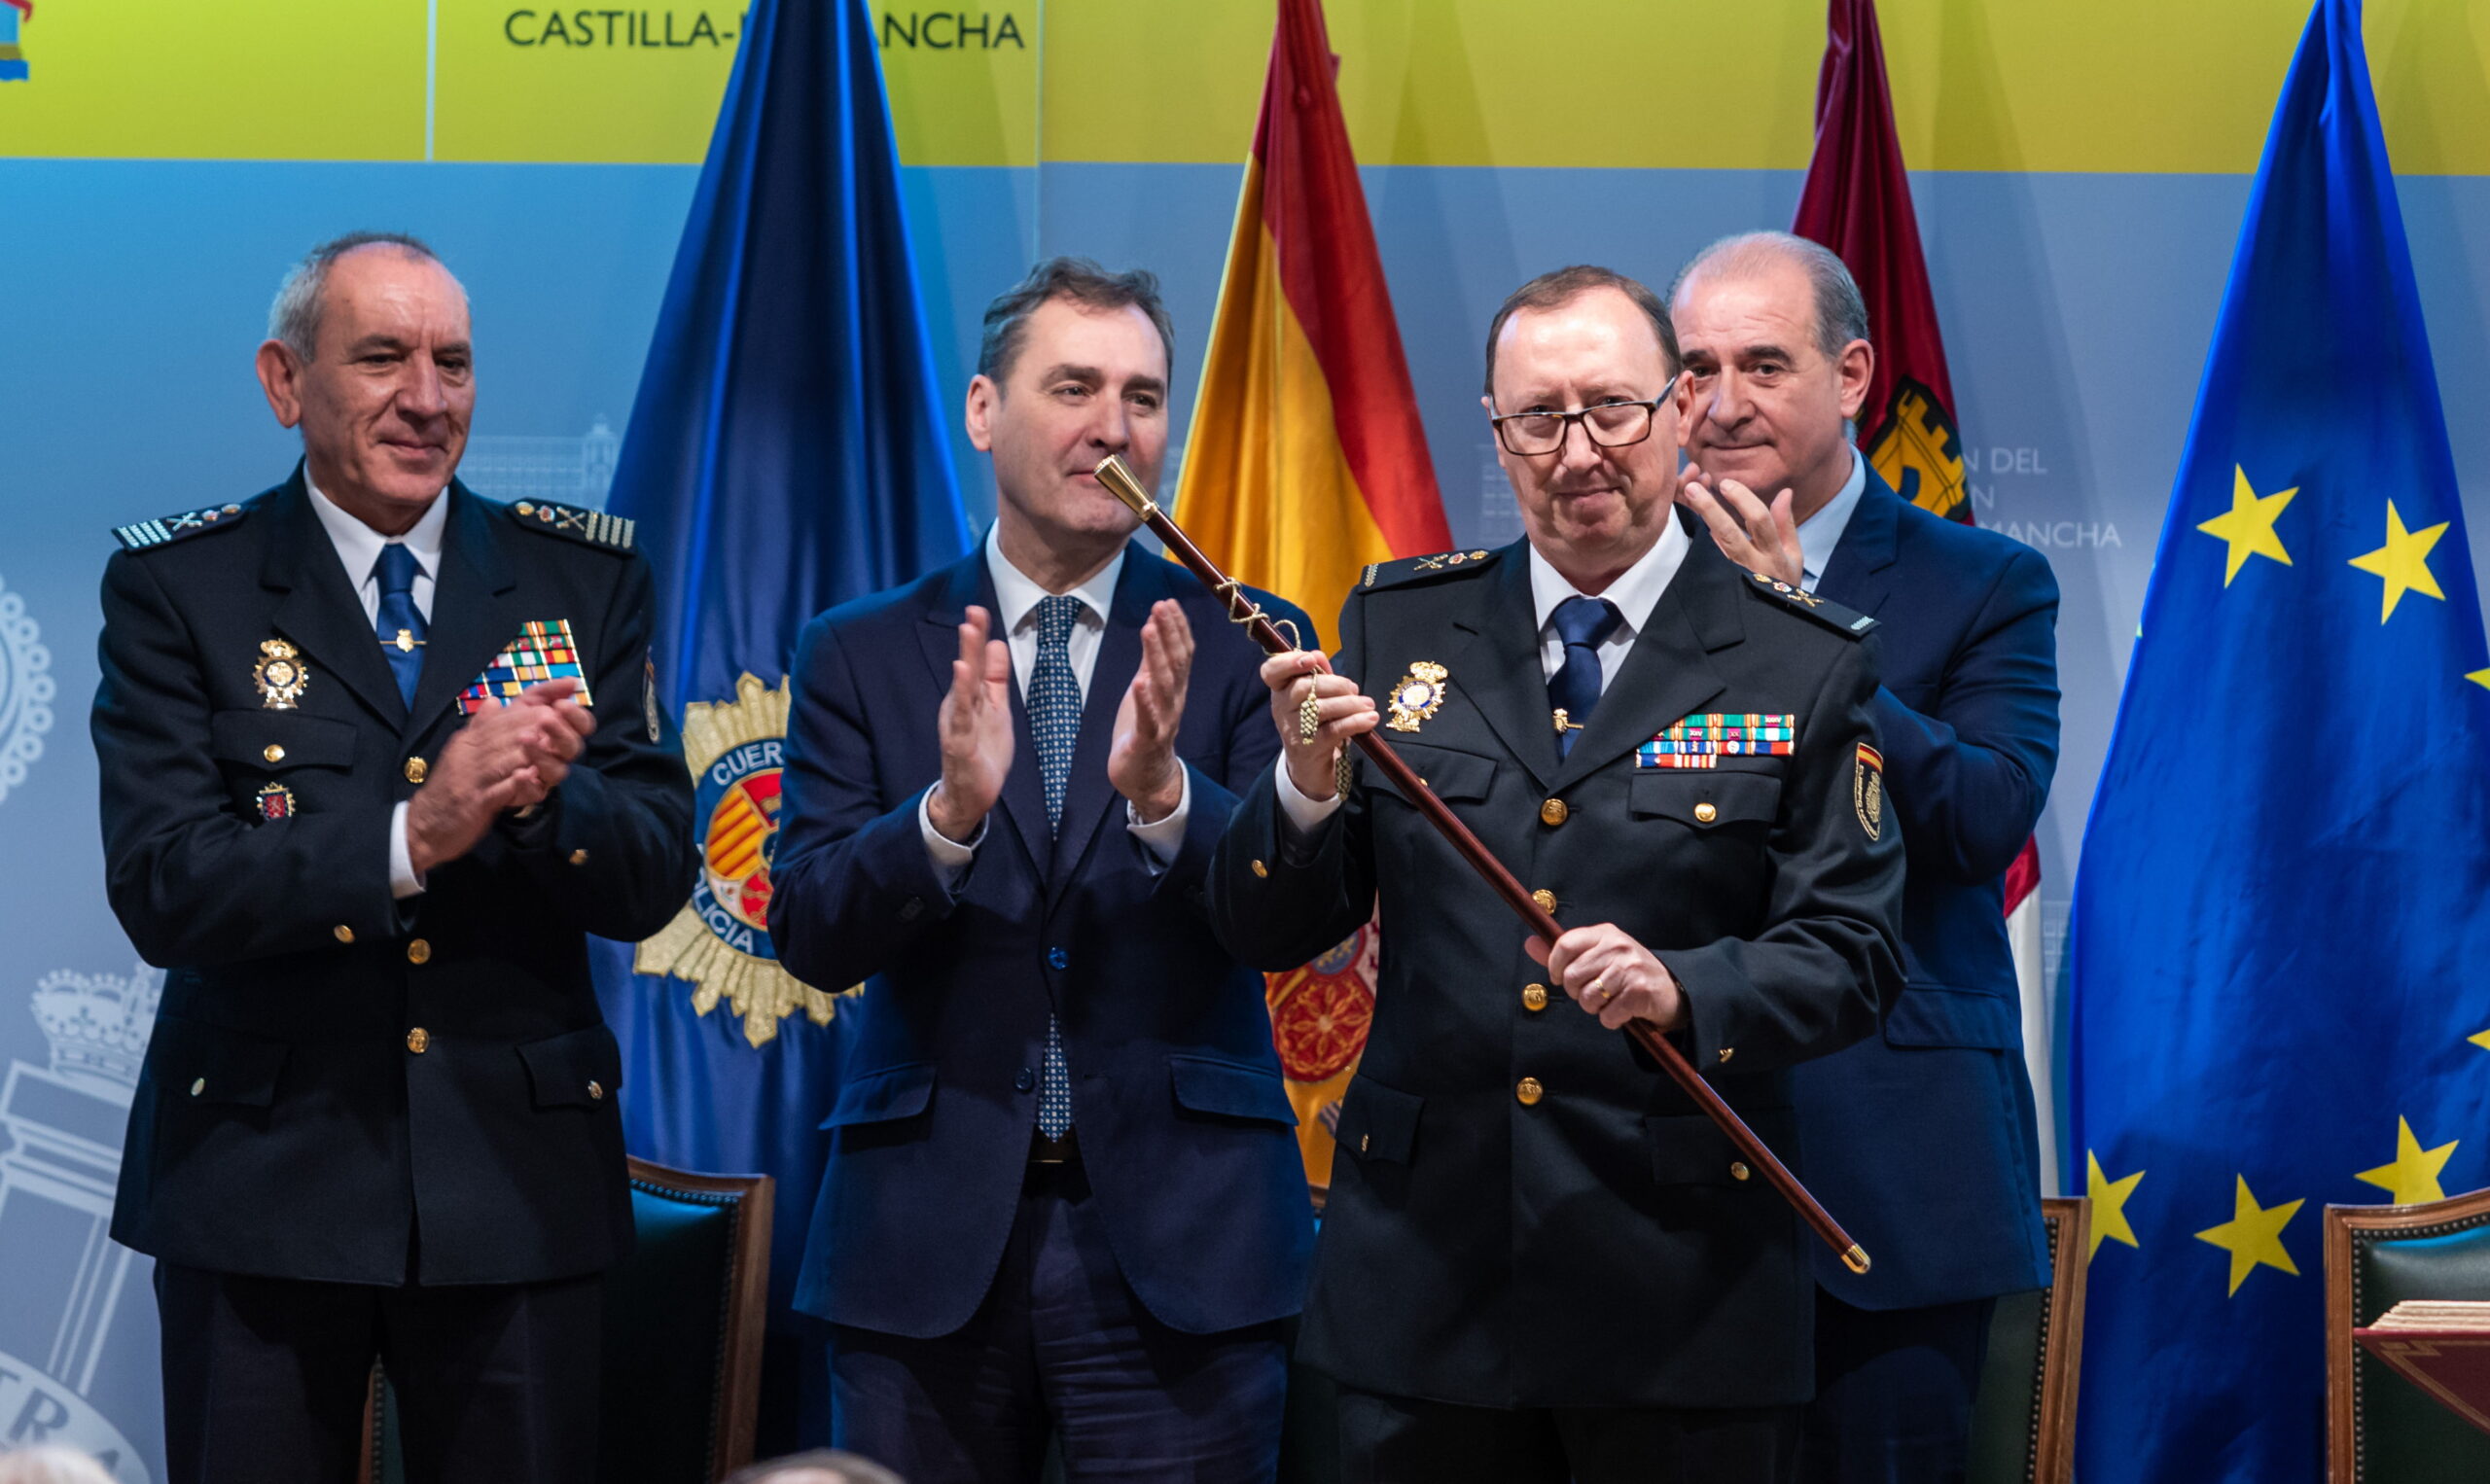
[{"left": 1177, "top": 0, "right": 1450, "bottom": 1193}]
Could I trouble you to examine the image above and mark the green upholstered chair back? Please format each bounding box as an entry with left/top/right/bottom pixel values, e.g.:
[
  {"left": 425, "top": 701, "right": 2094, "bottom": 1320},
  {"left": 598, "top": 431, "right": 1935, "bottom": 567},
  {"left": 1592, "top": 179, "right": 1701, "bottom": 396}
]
[
  {"left": 2326, "top": 1188, "right": 2490, "bottom": 1483},
  {"left": 363, "top": 1157, "right": 773, "bottom": 1484},
  {"left": 1968, "top": 1195, "right": 2089, "bottom": 1484}
]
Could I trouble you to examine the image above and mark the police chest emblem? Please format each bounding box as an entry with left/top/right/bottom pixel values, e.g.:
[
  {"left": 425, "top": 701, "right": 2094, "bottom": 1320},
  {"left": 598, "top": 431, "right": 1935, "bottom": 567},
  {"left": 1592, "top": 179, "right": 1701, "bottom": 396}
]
[
  {"left": 255, "top": 783, "right": 295, "bottom": 822},
  {"left": 253, "top": 639, "right": 309, "bottom": 710},
  {"left": 1854, "top": 743, "right": 1885, "bottom": 839},
  {"left": 1385, "top": 662, "right": 1448, "bottom": 733}
]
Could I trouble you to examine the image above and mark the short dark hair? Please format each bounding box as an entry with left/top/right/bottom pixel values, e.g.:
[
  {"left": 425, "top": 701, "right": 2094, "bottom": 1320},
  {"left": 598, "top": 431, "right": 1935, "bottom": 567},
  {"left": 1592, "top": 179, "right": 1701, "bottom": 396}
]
[
  {"left": 976, "top": 257, "right": 1176, "bottom": 387},
  {"left": 1482, "top": 265, "right": 1680, "bottom": 400},
  {"left": 268, "top": 231, "right": 456, "bottom": 360}
]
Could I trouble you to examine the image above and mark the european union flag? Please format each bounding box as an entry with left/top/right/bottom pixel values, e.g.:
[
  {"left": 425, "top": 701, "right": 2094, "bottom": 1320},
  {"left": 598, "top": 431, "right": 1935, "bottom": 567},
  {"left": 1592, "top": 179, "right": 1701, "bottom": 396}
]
[
  {"left": 593, "top": 0, "right": 970, "bottom": 1448},
  {"left": 2070, "top": 2, "right": 2490, "bottom": 1478}
]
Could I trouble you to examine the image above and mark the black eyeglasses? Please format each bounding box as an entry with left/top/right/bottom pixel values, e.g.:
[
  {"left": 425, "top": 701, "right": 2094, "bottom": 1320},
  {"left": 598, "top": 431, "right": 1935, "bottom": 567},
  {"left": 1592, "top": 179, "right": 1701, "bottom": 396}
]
[{"left": 1488, "top": 372, "right": 1681, "bottom": 458}]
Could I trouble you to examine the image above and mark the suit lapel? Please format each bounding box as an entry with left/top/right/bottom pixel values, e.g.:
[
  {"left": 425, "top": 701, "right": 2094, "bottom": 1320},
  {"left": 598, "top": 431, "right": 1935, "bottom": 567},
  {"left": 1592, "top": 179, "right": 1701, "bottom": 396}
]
[
  {"left": 1549, "top": 541, "right": 1742, "bottom": 794},
  {"left": 406, "top": 486, "right": 524, "bottom": 744},
  {"left": 1442, "top": 546, "right": 1555, "bottom": 794},
  {"left": 915, "top": 552, "right": 1048, "bottom": 875},
  {"left": 263, "top": 472, "right": 410, "bottom": 728},
  {"left": 1046, "top": 548, "right": 1155, "bottom": 900},
  {"left": 1812, "top": 467, "right": 1902, "bottom": 620}
]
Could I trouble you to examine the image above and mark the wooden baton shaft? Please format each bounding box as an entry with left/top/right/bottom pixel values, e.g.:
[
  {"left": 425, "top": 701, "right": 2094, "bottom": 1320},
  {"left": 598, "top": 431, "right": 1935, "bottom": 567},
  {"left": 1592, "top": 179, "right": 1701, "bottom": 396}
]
[{"left": 1092, "top": 456, "right": 1868, "bottom": 1275}]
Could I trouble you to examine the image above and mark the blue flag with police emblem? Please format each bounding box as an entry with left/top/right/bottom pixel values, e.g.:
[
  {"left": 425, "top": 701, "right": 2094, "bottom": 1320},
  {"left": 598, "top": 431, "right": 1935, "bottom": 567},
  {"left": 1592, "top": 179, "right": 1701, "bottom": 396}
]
[
  {"left": 2070, "top": 2, "right": 2490, "bottom": 1478},
  {"left": 592, "top": 0, "right": 970, "bottom": 1450}
]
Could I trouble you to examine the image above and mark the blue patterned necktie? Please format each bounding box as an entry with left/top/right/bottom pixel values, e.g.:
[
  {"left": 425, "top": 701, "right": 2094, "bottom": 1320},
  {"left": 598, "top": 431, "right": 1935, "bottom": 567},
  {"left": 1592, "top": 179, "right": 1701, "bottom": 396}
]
[
  {"left": 1028, "top": 593, "right": 1083, "bottom": 1139},
  {"left": 1547, "top": 595, "right": 1623, "bottom": 760},
  {"left": 374, "top": 543, "right": 427, "bottom": 710}
]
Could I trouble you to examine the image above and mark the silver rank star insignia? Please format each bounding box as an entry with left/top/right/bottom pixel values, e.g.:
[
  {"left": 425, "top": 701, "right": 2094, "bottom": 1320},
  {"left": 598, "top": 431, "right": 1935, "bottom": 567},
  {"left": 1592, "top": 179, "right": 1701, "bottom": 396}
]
[
  {"left": 1386, "top": 662, "right": 1448, "bottom": 733},
  {"left": 253, "top": 638, "right": 309, "bottom": 710}
]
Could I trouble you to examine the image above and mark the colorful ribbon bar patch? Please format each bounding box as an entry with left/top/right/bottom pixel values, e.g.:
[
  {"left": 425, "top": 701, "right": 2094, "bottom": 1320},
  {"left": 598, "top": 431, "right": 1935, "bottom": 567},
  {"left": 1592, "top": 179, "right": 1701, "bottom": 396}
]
[
  {"left": 1636, "top": 713, "right": 1796, "bottom": 770},
  {"left": 457, "top": 619, "right": 593, "bottom": 716}
]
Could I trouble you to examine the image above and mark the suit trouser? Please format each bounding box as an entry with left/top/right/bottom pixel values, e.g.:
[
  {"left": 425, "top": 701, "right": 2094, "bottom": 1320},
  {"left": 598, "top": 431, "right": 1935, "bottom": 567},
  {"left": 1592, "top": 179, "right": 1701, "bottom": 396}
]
[
  {"left": 155, "top": 1261, "right": 601, "bottom": 1484},
  {"left": 829, "top": 1157, "right": 1289, "bottom": 1484},
  {"left": 1336, "top": 1387, "right": 1800, "bottom": 1484},
  {"left": 1799, "top": 1290, "right": 1997, "bottom": 1484}
]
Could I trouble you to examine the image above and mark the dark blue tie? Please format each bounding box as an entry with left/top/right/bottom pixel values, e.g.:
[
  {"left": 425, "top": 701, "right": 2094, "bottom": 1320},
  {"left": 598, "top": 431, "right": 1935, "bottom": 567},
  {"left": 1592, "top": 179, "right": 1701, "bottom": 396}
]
[
  {"left": 1027, "top": 594, "right": 1082, "bottom": 1139},
  {"left": 374, "top": 544, "right": 426, "bottom": 710},
  {"left": 1547, "top": 595, "right": 1623, "bottom": 760}
]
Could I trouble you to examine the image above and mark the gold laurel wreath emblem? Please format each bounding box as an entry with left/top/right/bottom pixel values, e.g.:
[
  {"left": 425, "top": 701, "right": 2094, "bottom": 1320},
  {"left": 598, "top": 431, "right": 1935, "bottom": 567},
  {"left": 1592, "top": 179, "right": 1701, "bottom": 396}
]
[{"left": 633, "top": 672, "right": 861, "bottom": 1046}]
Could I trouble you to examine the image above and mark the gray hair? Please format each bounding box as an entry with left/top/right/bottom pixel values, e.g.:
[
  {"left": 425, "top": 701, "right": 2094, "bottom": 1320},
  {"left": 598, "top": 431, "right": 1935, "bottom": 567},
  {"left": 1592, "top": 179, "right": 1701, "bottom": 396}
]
[
  {"left": 721, "top": 1450, "right": 907, "bottom": 1484},
  {"left": 1668, "top": 230, "right": 1870, "bottom": 361},
  {"left": 976, "top": 257, "right": 1175, "bottom": 386},
  {"left": 1483, "top": 264, "right": 1680, "bottom": 399},
  {"left": 267, "top": 231, "right": 455, "bottom": 360}
]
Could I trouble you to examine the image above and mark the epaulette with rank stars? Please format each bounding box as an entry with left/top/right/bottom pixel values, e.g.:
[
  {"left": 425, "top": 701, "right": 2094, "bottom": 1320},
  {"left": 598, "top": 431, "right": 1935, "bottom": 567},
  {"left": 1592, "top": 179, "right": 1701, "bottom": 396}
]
[
  {"left": 112, "top": 503, "right": 248, "bottom": 551},
  {"left": 1741, "top": 569, "right": 1877, "bottom": 638},
  {"left": 509, "top": 499, "right": 636, "bottom": 553},
  {"left": 1359, "top": 546, "right": 1502, "bottom": 592}
]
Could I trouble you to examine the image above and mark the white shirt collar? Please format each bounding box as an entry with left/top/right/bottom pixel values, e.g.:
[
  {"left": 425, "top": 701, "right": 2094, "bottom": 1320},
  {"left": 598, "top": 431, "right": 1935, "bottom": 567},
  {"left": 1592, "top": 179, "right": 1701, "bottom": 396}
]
[
  {"left": 1525, "top": 512, "right": 1690, "bottom": 639},
  {"left": 1796, "top": 448, "right": 1868, "bottom": 591},
  {"left": 982, "top": 521, "right": 1123, "bottom": 634},
  {"left": 304, "top": 472, "right": 449, "bottom": 585}
]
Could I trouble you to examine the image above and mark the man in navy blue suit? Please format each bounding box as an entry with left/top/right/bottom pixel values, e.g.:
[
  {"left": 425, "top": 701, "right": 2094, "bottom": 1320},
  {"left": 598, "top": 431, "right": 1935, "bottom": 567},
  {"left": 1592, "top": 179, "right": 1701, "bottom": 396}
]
[
  {"left": 1671, "top": 232, "right": 2060, "bottom": 1483},
  {"left": 766, "top": 259, "right": 1315, "bottom": 1483}
]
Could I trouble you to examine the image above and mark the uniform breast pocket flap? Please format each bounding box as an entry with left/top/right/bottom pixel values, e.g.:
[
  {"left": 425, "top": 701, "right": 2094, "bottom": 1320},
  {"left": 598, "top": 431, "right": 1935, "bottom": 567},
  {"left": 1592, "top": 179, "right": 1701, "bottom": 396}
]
[
  {"left": 209, "top": 710, "right": 358, "bottom": 771},
  {"left": 1168, "top": 1054, "right": 1298, "bottom": 1126},
  {"left": 819, "top": 1062, "right": 937, "bottom": 1128},
  {"left": 1334, "top": 1077, "right": 1423, "bottom": 1165},
  {"left": 516, "top": 1024, "right": 623, "bottom": 1110},
  {"left": 1627, "top": 769, "right": 1781, "bottom": 830},
  {"left": 156, "top": 1018, "right": 290, "bottom": 1109},
  {"left": 1368, "top": 744, "right": 1496, "bottom": 805}
]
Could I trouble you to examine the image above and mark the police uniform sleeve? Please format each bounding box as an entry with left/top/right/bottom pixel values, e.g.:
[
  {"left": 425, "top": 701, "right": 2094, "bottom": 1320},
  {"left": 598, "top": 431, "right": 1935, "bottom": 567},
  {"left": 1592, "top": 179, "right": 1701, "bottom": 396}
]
[
  {"left": 95, "top": 548, "right": 400, "bottom": 966},
  {"left": 470, "top": 549, "right": 696, "bottom": 939},
  {"left": 1654, "top": 632, "right": 1905, "bottom": 1075}
]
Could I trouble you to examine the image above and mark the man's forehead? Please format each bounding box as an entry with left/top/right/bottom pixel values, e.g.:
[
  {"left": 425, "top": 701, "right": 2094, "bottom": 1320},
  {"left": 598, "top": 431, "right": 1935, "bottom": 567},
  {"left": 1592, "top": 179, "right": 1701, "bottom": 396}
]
[
  {"left": 326, "top": 250, "right": 468, "bottom": 325},
  {"left": 1017, "top": 297, "right": 1164, "bottom": 376},
  {"left": 1496, "top": 292, "right": 1664, "bottom": 387},
  {"left": 1674, "top": 263, "right": 1811, "bottom": 338}
]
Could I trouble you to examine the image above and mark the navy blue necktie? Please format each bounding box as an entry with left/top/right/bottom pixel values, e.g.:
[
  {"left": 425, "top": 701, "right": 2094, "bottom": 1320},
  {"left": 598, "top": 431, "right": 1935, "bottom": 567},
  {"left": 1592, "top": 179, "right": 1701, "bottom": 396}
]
[
  {"left": 1027, "top": 594, "right": 1082, "bottom": 1139},
  {"left": 374, "top": 543, "right": 426, "bottom": 710},
  {"left": 1547, "top": 595, "right": 1623, "bottom": 760}
]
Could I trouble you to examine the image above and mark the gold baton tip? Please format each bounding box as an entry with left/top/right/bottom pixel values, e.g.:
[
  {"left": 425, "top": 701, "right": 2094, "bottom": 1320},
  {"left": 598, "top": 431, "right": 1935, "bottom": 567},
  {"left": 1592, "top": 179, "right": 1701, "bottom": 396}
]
[
  {"left": 1092, "top": 455, "right": 1158, "bottom": 518},
  {"left": 1842, "top": 1245, "right": 1871, "bottom": 1275}
]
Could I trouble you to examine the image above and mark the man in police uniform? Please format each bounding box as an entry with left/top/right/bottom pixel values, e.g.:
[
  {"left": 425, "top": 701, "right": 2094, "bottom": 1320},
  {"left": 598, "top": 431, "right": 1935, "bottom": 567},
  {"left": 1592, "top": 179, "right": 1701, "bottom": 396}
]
[
  {"left": 92, "top": 232, "right": 694, "bottom": 1484},
  {"left": 1208, "top": 265, "right": 1905, "bottom": 1483}
]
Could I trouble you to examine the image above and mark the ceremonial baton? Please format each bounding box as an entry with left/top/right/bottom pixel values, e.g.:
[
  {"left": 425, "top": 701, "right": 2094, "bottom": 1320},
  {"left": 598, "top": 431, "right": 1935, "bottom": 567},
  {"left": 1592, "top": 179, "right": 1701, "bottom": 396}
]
[{"left": 1093, "top": 454, "right": 1868, "bottom": 1275}]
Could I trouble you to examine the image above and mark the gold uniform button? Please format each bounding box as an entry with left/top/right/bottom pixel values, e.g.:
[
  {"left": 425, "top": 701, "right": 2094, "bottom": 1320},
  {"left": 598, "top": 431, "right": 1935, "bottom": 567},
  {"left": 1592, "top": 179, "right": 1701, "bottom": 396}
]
[
  {"left": 569, "top": 849, "right": 589, "bottom": 866},
  {"left": 1515, "top": 1077, "right": 1545, "bottom": 1107},
  {"left": 405, "top": 757, "right": 428, "bottom": 785},
  {"left": 1540, "top": 798, "right": 1568, "bottom": 827},
  {"left": 587, "top": 1080, "right": 605, "bottom": 1101},
  {"left": 515, "top": 501, "right": 536, "bottom": 515},
  {"left": 1522, "top": 983, "right": 1549, "bottom": 1012},
  {"left": 1694, "top": 801, "right": 1718, "bottom": 825},
  {"left": 407, "top": 938, "right": 432, "bottom": 965},
  {"left": 1359, "top": 1134, "right": 1370, "bottom": 1154},
  {"left": 263, "top": 744, "right": 285, "bottom": 764},
  {"left": 406, "top": 1028, "right": 430, "bottom": 1054},
  {"left": 1531, "top": 888, "right": 1557, "bottom": 914},
  {"left": 1730, "top": 1161, "right": 1753, "bottom": 1182},
  {"left": 1718, "top": 1046, "right": 1735, "bottom": 1064},
  {"left": 333, "top": 925, "right": 355, "bottom": 944},
  {"left": 1250, "top": 859, "right": 1269, "bottom": 879},
  {"left": 190, "top": 1078, "right": 205, "bottom": 1097}
]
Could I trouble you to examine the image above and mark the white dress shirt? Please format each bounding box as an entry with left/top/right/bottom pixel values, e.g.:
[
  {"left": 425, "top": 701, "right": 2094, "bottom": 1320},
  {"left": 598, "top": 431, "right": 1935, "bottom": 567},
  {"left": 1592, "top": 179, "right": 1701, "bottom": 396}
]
[
  {"left": 918, "top": 524, "right": 1192, "bottom": 873},
  {"left": 1277, "top": 516, "right": 1693, "bottom": 830},
  {"left": 1795, "top": 448, "right": 1868, "bottom": 594},
  {"left": 306, "top": 477, "right": 447, "bottom": 901}
]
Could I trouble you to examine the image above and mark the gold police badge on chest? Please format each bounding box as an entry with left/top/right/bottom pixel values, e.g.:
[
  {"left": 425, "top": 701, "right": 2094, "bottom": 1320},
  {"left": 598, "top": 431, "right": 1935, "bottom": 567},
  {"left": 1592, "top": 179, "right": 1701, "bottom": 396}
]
[
  {"left": 253, "top": 638, "right": 309, "bottom": 710},
  {"left": 1386, "top": 662, "right": 1448, "bottom": 733}
]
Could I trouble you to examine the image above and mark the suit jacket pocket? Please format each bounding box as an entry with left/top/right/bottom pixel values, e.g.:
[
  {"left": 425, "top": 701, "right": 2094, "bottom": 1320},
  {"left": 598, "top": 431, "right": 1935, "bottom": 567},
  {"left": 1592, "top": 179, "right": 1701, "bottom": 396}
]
[
  {"left": 154, "top": 1017, "right": 289, "bottom": 1109},
  {"left": 209, "top": 710, "right": 359, "bottom": 772},
  {"left": 1627, "top": 768, "right": 1782, "bottom": 830},
  {"left": 1169, "top": 1054, "right": 1298, "bottom": 1125},
  {"left": 819, "top": 1061, "right": 937, "bottom": 1128},
  {"left": 1334, "top": 1076, "right": 1423, "bottom": 1164},
  {"left": 517, "top": 1024, "right": 623, "bottom": 1109},
  {"left": 1882, "top": 983, "right": 2022, "bottom": 1050},
  {"left": 1366, "top": 744, "right": 1497, "bottom": 805}
]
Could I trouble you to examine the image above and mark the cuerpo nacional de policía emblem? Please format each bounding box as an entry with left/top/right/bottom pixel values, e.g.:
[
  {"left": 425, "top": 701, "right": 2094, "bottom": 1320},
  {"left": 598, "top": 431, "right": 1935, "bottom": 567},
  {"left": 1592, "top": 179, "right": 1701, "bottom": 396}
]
[
  {"left": 0, "top": 573, "right": 56, "bottom": 806},
  {"left": 634, "top": 672, "right": 850, "bottom": 1045}
]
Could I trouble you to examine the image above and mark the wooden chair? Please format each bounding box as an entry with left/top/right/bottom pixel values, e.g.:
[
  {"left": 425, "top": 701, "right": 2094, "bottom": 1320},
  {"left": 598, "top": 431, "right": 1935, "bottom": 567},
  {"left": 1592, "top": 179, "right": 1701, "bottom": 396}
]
[
  {"left": 1967, "top": 1195, "right": 2090, "bottom": 1484},
  {"left": 362, "top": 1156, "right": 773, "bottom": 1484},
  {"left": 2326, "top": 1186, "right": 2490, "bottom": 1483}
]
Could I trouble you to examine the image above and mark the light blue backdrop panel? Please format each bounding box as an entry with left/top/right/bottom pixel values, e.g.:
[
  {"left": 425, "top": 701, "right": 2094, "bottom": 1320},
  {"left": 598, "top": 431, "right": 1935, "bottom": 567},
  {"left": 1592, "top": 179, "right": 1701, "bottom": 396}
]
[{"left": 1, "top": 156, "right": 2485, "bottom": 1478}]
